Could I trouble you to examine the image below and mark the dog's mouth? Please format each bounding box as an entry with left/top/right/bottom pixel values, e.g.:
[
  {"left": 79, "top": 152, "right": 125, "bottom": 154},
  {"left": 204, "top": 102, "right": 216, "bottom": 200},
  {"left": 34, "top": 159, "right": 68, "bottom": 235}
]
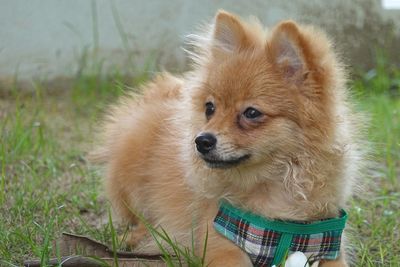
[{"left": 201, "top": 154, "right": 251, "bottom": 169}]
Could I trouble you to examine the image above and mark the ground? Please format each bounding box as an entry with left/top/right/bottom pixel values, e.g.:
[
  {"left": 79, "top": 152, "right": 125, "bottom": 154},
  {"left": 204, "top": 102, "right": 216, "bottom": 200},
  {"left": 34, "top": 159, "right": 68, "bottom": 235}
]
[{"left": 0, "top": 70, "right": 399, "bottom": 266}]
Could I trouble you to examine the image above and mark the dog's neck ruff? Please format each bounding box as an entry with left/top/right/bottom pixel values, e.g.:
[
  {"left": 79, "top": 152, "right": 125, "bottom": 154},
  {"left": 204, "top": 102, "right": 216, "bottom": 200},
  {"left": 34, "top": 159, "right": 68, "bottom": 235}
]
[{"left": 214, "top": 200, "right": 347, "bottom": 267}]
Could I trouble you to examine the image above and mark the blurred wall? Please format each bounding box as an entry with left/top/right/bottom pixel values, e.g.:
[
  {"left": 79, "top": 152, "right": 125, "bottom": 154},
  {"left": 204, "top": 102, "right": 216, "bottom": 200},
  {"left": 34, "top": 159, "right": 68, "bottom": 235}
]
[{"left": 0, "top": 0, "right": 399, "bottom": 82}]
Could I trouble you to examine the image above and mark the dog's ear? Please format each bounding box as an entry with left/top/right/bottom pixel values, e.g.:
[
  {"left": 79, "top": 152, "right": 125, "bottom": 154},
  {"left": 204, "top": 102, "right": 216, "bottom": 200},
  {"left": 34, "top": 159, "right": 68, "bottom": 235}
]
[
  {"left": 211, "top": 10, "right": 250, "bottom": 57},
  {"left": 267, "top": 21, "right": 312, "bottom": 84}
]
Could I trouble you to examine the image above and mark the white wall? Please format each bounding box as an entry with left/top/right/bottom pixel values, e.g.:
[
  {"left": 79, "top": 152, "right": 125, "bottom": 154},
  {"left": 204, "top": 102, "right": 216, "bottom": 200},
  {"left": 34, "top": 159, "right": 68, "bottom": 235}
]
[{"left": 0, "top": 0, "right": 399, "bottom": 80}]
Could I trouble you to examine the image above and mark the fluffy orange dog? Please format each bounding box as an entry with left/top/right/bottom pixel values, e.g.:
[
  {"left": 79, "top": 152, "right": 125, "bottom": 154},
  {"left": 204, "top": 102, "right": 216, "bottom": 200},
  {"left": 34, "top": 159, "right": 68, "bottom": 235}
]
[{"left": 97, "top": 10, "right": 362, "bottom": 267}]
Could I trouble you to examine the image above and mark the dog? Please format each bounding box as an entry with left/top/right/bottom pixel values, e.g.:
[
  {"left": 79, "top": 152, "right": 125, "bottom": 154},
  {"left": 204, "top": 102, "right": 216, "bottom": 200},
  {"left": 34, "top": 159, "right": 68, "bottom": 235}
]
[{"left": 95, "top": 10, "right": 362, "bottom": 266}]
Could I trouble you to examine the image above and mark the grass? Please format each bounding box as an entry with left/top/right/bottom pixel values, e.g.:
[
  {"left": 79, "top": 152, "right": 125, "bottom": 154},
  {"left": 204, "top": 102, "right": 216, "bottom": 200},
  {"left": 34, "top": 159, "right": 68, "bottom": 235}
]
[
  {"left": 348, "top": 88, "right": 400, "bottom": 264},
  {"left": 0, "top": 67, "right": 399, "bottom": 266},
  {"left": 0, "top": 77, "right": 119, "bottom": 266}
]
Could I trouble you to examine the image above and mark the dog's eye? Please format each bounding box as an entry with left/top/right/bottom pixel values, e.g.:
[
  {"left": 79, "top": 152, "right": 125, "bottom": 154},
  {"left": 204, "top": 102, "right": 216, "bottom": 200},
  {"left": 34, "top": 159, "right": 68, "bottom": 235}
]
[
  {"left": 243, "top": 107, "right": 262, "bottom": 119},
  {"left": 205, "top": 102, "right": 215, "bottom": 119}
]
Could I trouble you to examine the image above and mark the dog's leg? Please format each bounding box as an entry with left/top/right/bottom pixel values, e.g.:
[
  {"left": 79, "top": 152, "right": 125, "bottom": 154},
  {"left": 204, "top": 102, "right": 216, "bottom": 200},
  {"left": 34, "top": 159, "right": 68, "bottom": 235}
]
[
  {"left": 200, "top": 227, "right": 252, "bottom": 267},
  {"left": 124, "top": 221, "right": 148, "bottom": 248},
  {"left": 206, "top": 245, "right": 252, "bottom": 267}
]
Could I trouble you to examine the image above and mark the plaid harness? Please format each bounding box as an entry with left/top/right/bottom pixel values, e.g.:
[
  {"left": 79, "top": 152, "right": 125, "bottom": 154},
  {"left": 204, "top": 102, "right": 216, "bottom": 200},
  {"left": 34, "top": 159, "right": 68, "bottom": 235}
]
[{"left": 214, "top": 200, "right": 347, "bottom": 266}]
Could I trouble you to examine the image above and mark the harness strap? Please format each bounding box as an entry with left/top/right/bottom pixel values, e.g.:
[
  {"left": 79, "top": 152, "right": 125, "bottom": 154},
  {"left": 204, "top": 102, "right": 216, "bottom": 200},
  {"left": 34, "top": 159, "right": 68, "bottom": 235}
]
[
  {"left": 214, "top": 200, "right": 348, "bottom": 266},
  {"left": 272, "top": 233, "right": 292, "bottom": 265}
]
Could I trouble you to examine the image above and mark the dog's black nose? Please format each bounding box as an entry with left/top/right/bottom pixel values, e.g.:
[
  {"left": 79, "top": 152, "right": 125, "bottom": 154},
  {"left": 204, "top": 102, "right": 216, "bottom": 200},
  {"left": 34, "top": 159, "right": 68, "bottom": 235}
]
[{"left": 195, "top": 133, "right": 217, "bottom": 154}]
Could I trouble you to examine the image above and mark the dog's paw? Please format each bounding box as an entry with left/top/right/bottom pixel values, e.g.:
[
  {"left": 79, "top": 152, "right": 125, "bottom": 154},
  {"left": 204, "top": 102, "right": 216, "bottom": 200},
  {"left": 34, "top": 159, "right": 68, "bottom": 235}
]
[
  {"left": 120, "top": 222, "right": 148, "bottom": 248},
  {"left": 207, "top": 250, "right": 253, "bottom": 267}
]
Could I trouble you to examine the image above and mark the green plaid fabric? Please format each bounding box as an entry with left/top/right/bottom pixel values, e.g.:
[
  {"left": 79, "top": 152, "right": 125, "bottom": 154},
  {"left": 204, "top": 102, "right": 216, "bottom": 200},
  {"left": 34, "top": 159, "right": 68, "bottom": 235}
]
[{"left": 214, "top": 201, "right": 347, "bottom": 266}]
